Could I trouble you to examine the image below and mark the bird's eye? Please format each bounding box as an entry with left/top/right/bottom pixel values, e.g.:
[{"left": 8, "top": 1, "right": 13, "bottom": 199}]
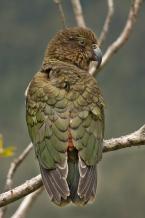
[
  {"left": 79, "top": 38, "right": 85, "bottom": 46},
  {"left": 63, "top": 81, "right": 70, "bottom": 92}
]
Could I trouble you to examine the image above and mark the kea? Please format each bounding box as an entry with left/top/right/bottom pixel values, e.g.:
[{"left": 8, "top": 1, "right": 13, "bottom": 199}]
[{"left": 26, "top": 27, "right": 104, "bottom": 206}]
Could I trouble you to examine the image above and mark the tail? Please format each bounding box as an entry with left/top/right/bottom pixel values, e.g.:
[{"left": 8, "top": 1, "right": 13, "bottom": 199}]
[
  {"left": 67, "top": 149, "right": 80, "bottom": 203},
  {"left": 40, "top": 163, "right": 70, "bottom": 207},
  {"left": 67, "top": 149, "right": 98, "bottom": 206},
  {"left": 40, "top": 150, "right": 98, "bottom": 206},
  {"left": 77, "top": 157, "right": 97, "bottom": 205}
]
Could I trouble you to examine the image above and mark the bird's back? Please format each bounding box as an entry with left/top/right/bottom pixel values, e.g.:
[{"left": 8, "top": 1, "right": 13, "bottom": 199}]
[{"left": 26, "top": 60, "right": 104, "bottom": 206}]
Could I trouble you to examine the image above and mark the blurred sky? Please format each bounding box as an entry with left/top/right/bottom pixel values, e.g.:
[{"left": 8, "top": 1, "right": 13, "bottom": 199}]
[{"left": 0, "top": 0, "right": 145, "bottom": 217}]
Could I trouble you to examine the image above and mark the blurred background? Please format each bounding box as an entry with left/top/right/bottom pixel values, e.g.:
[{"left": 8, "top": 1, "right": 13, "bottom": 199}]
[{"left": 0, "top": 0, "right": 145, "bottom": 217}]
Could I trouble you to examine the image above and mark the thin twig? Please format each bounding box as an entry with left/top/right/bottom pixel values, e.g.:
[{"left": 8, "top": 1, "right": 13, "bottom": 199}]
[
  {"left": 99, "top": 0, "right": 143, "bottom": 72},
  {"left": 90, "top": 0, "right": 143, "bottom": 76},
  {"left": 53, "top": 0, "right": 66, "bottom": 28},
  {"left": 6, "top": 143, "right": 33, "bottom": 190},
  {"left": 71, "top": 0, "right": 86, "bottom": 27},
  {"left": 0, "top": 124, "right": 145, "bottom": 208},
  {"left": 11, "top": 188, "right": 43, "bottom": 218},
  {"left": 98, "top": 0, "right": 114, "bottom": 46},
  {"left": 0, "top": 143, "right": 33, "bottom": 218}
]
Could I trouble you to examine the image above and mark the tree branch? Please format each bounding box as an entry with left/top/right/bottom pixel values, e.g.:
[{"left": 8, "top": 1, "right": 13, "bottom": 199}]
[
  {"left": 0, "top": 143, "right": 33, "bottom": 218},
  {"left": 100, "top": 0, "right": 143, "bottom": 71},
  {"left": 0, "top": 175, "right": 42, "bottom": 207},
  {"left": 98, "top": 0, "right": 114, "bottom": 46},
  {"left": 6, "top": 143, "right": 33, "bottom": 190},
  {"left": 0, "top": 124, "right": 145, "bottom": 208},
  {"left": 53, "top": 0, "right": 66, "bottom": 28},
  {"left": 11, "top": 188, "right": 43, "bottom": 218},
  {"left": 71, "top": 0, "right": 86, "bottom": 27},
  {"left": 103, "top": 124, "right": 145, "bottom": 152},
  {"left": 89, "top": 0, "right": 143, "bottom": 76}
]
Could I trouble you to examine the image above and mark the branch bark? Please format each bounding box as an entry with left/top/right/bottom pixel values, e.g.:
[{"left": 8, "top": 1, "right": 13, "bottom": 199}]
[
  {"left": 0, "top": 143, "right": 33, "bottom": 218},
  {"left": 71, "top": 0, "right": 86, "bottom": 27},
  {"left": 89, "top": 0, "right": 143, "bottom": 75},
  {"left": 6, "top": 143, "right": 33, "bottom": 190},
  {"left": 99, "top": 0, "right": 143, "bottom": 72},
  {"left": 98, "top": 0, "right": 114, "bottom": 46},
  {"left": 0, "top": 175, "right": 42, "bottom": 208},
  {"left": 11, "top": 188, "right": 43, "bottom": 218},
  {"left": 0, "top": 124, "right": 145, "bottom": 208},
  {"left": 53, "top": 0, "right": 66, "bottom": 28},
  {"left": 103, "top": 124, "right": 145, "bottom": 152}
]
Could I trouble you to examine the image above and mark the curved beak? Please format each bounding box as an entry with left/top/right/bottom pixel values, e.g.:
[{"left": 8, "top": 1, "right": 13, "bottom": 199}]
[{"left": 93, "top": 45, "right": 102, "bottom": 68}]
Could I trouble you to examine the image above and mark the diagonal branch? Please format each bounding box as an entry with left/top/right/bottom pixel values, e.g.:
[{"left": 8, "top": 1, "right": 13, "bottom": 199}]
[
  {"left": 98, "top": 0, "right": 114, "bottom": 46},
  {"left": 90, "top": 0, "right": 143, "bottom": 76},
  {"left": 6, "top": 143, "right": 33, "bottom": 190},
  {"left": 53, "top": 0, "right": 66, "bottom": 28},
  {"left": 0, "top": 143, "right": 33, "bottom": 218},
  {"left": 0, "top": 124, "right": 145, "bottom": 208},
  {"left": 11, "top": 188, "right": 43, "bottom": 218},
  {"left": 103, "top": 124, "right": 145, "bottom": 152},
  {"left": 71, "top": 0, "right": 86, "bottom": 27},
  {"left": 0, "top": 175, "right": 42, "bottom": 207},
  {"left": 99, "top": 0, "right": 143, "bottom": 71}
]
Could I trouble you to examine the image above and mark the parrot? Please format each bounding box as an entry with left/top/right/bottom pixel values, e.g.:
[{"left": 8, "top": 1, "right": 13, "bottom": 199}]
[{"left": 26, "top": 27, "right": 104, "bottom": 206}]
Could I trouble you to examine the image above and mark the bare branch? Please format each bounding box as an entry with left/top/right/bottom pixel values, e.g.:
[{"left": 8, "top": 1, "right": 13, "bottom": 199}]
[
  {"left": 0, "top": 124, "right": 145, "bottom": 208},
  {"left": 53, "top": 0, "right": 66, "bottom": 28},
  {"left": 11, "top": 188, "right": 43, "bottom": 218},
  {"left": 0, "top": 175, "right": 42, "bottom": 207},
  {"left": 71, "top": 0, "right": 86, "bottom": 27},
  {"left": 6, "top": 143, "right": 33, "bottom": 190},
  {"left": 90, "top": 0, "right": 143, "bottom": 76},
  {"left": 0, "top": 143, "right": 33, "bottom": 218},
  {"left": 103, "top": 124, "right": 145, "bottom": 152},
  {"left": 100, "top": 0, "right": 143, "bottom": 71},
  {"left": 98, "top": 0, "right": 114, "bottom": 46},
  {"left": 89, "top": 61, "right": 98, "bottom": 76}
]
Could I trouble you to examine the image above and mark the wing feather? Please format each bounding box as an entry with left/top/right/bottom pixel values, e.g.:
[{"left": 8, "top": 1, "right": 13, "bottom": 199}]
[
  {"left": 26, "top": 74, "right": 70, "bottom": 205},
  {"left": 70, "top": 85, "right": 104, "bottom": 204}
]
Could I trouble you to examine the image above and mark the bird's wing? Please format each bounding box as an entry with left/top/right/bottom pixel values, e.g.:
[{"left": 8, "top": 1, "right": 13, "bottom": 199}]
[
  {"left": 71, "top": 107, "right": 104, "bottom": 164},
  {"left": 26, "top": 72, "right": 70, "bottom": 205},
  {"left": 70, "top": 80, "right": 104, "bottom": 204}
]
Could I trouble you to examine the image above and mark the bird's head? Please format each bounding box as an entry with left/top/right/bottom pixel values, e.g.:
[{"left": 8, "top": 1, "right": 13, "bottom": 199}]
[{"left": 43, "top": 27, "right": 102, "bottom": 71}]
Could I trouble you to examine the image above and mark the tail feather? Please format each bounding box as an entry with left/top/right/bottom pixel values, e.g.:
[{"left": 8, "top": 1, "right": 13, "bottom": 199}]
[
  {"left": 40, "top": 151, "right": 98, "bottom": 206},
  {"left": 82, "top": 166, "right": 97, "bottom": 202},
  {"left": 67, "top": 150, "right": 98, "bottom": 206},
  {"left": 40, "top": 165, "right": 70, "bottom": 206},
  {"left": 77, "top": 158, "right": 97, "bottom": 204}
]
